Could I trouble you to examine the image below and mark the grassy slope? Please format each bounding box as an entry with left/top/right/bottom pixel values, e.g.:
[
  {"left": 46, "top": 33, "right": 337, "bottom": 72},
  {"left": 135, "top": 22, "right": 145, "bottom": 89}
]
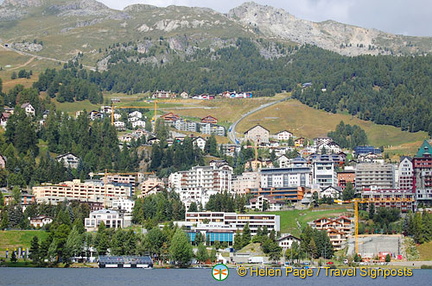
[
  {"left": 234, "top": 98, "right": 428, "bottom": 157},
  {"left": 261, "top": 205, "right": 351, "bottom": 237},
  {"left": 416, "top": 241, "right": 432, "bottom": 261},
  {"left": 0, "top": 230, "right": 49, "bottom": 253}
]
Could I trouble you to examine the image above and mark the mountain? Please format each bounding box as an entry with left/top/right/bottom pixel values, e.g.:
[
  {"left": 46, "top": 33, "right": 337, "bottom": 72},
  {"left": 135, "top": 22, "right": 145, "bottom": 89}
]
[{"left": 0, "top": 0, "right": 432, "bottom": 64}]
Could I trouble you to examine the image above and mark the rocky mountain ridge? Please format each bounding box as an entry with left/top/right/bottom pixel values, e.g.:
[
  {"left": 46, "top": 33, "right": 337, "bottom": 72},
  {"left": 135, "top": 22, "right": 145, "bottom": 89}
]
[{"left": 0, "top": 0, "right": 431, "bottom": 59}]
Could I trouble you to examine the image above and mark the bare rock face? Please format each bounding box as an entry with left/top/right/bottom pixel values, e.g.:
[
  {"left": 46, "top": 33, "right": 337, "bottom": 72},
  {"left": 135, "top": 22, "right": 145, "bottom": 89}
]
[
  {"left": 227, "top": 2, "right": 395, "bottom": 56},
  {"left": 2, "top": 0, "right": 44, "bottom": 7}
]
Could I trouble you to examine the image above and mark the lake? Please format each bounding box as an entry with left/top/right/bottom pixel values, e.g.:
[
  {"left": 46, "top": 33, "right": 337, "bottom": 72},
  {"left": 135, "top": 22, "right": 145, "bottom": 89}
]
[{"left": 0, "top": 268, "right": 431, "bottom": 286}]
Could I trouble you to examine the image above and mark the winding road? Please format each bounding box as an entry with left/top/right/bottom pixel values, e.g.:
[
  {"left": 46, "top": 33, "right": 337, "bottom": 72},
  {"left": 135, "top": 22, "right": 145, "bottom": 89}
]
[{"left": 227, "top": 96, "right": 290, "bottom": 144}]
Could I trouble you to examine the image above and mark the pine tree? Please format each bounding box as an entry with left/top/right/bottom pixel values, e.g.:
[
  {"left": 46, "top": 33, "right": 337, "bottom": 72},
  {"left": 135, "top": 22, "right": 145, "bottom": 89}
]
[
  {"left": 29, "top": 236, "right": 41, "bottom": 265},
  {"left": 169, "top": 229, "right": 193, "bottom": 268}
]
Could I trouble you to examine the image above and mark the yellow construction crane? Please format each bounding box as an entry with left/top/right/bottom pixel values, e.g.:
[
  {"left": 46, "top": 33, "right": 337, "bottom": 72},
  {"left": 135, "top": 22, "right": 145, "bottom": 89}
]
[
  {"left": 244, "top": 142, "right": 279, "bottom": 171},
  {"left": 352, "top": 197, "right": 414, "bottom": 256}
]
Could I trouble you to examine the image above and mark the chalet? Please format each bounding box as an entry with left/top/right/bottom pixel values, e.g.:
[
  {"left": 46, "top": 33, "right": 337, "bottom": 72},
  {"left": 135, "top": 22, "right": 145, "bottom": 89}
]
[
  {"left": 21, "top": 102, "right": 35, "bottom": 116},
  {"left": 180, "top": 91, "right": 189, "bottom": 99},
  {"left": 192, "top": 136, "right": 207, "bottom": 151},
  {"left": 30, "top": 215, "right": 53, "bottom": 228},
  {"left": 320, "top": 186, "right": 342, "bottom": 199},
  {"left": 0, "top": 112, "right": 11, "bottom": 128},
  {"left": 276, "top": 130, "right": 293, "bottom": 141},
  {"left": 247, "top": 195, "right": 285, "bottom": 211},
  {"left": 277, "top": 234, "right": 301, "bottom": 249},
  {"left": 128, "top": 111, "right": 143, "bottom": 119},
  {"left": 113, "top": 121, "right": 126, "bottom": 130},
  {"left": 132, "top": 120, "right": 146, "bottom": 129},
  {"left": 314, "top": 137, "right": 333, "bottom": 147},
  {"left": 152, "top": 90, "right": 175, "bottom": 99},
  {"left": 317, "top": 142, "right": 342, "bottom": 154},
  {"left": 128, "top": 116, "right": 140, "bottom": 122},
  {"left": 161, "top": 112, "right": 181, "bottom": 123},
  {"left": 89, "top": 110, "right": 103, "bottom": 120},
  {"left": 294, "top": 137, "right": 306, "bottom": 147},
  {"left": 245, "top": 159, "right": 274, "bottom": 171},
  {"left": 0, "top": 154, "right": 6, "bottom": 169},
  {"left": 147, "top": 137, "right": 160, "bottom": 145},
  {"left": 201, "top": 115, "right": 218, "bottom": 124},
  {"left": 244, "top": 124, "right": 270, "bottom": 144},
  {"left": 275, "top": 155, "right": 290, "bottom": 168},
  {"left": 56, "top": 153, "right": 80, "bottom": 169}
]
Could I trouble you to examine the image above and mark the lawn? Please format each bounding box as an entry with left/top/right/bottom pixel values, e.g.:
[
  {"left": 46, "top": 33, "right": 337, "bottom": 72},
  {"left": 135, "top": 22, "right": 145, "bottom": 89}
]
[
  {"left": 262, "top": 205, "right": 352, "bottom": 237},
  {"left": 416, "top": 241, "right": 432, "bottom": 261},
  {"left": 0, "top": 230, "right": 49, "bottom": 255}
]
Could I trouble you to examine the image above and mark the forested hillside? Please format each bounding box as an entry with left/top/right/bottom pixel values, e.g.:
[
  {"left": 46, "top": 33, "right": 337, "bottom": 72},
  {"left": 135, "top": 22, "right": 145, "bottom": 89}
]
[{"left": 28, "top": 39, "right": 432, "bottom": 135}]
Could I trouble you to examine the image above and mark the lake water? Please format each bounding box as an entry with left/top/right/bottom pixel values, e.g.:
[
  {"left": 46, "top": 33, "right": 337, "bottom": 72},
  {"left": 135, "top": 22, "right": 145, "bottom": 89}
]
[{"left": 0, "top": 268, "right": 431, "bottom": 286}]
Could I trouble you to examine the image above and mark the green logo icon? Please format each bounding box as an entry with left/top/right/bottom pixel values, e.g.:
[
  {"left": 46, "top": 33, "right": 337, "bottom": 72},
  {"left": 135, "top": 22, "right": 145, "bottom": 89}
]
[{"left": 212, "top": 263, "right": 229, "bottom": 281}]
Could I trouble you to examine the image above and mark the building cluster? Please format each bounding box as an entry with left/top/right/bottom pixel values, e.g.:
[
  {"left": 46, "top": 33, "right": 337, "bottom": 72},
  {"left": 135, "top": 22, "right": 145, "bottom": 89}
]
[
  {"left": 161, "top": 112, "right": 226, "bottom": 136},
  {"left": 308, "top": 216, "right": 353, "bottom": 250},
  {"left": 175, "top": 211, "right": 280, "bottom": 246}
]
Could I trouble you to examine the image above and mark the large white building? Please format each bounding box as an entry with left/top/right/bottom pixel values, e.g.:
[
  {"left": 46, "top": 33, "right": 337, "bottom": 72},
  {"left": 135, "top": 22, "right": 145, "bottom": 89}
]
[
  {"left": 311, "top": 155, "right": 337, "bottom": 187},
  {"left": 183, "top": 211, "right": 280, "bottom": 235},
  {"left": 232, "top": 172, "right": 261, "bottom": 194},
  {"left": 260, "top": 166, "right": 312, "bottom": 189},
  {"left": 32, "top": 179, "right": 132, "bottom": 207},
  {"left": 168, "top": 165, "right": 233, "bottom": 208},
  {"left": 84, "top": 209, "right": 125, "bottom": 231}
]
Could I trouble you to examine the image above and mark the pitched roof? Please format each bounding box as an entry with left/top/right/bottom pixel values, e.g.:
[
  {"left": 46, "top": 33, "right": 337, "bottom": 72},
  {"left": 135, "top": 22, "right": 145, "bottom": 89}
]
[
  {"left": 415, "top": 140, "right": 432, "bottom": 158},
  {"left": 244, "top": 124, "right": 270, "bottom": 134}
]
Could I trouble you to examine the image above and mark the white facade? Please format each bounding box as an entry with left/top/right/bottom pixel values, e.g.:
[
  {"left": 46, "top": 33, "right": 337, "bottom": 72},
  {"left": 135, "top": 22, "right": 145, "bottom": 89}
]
[
  {"left": 398, "top": 157, "right": 413, "bottom": 190},
  {"left": 85, "top": 209, "right": 124, "bottom": 231},
  {"left": 192, "top": 137, "right": 207, "bottom": 151},
  {"left": 276, "top": 130, "right": 293, "bottom": 141},
  {"left": 312, "top": 159, "right": 337, "bottom": 187},
  {"left": 169, "top": 165, "right": 233, "bottom": 208},
  {"left": 184, "top": 211, "right": 280, "bottom": 235},
  {"left": 32, "top": 179, "right": 132, "bottom": 206},
  {"left": 260, "top": 167, "right": 312, "bottom": 188},
  {"left": 232, "top": 172, "right": 261, "bottom": 194},
  {"left": 111, "top": 198, "right": 135, "bottom": 213},
  {"left": 132, "top": 120, "right": 146, "bottom": 128},
  {"left": 277, "top": 234, "right": 301, "bottom": 249}
]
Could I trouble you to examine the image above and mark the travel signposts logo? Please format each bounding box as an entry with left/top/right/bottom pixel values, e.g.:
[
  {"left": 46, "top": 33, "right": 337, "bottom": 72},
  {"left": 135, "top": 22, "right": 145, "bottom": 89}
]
[{"left": 212, "top": 263, "right": 229, "bottom": 281}]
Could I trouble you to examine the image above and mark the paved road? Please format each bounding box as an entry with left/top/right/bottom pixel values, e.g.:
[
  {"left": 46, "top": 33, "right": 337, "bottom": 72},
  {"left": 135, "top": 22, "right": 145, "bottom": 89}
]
[{"left": 227, "top": 96, "right": 290, "bottom": 144}]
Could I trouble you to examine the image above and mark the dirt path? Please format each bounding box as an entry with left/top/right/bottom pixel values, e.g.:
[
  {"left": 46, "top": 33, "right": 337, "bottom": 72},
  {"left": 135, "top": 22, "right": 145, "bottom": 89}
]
[{"left": 9, "top": 56, "right": 36, "bottom": 70}]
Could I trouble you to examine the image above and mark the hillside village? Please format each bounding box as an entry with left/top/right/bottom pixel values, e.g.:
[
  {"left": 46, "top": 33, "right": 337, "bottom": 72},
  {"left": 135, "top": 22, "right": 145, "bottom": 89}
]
[
  {"left": 1, "top": 0, "right": 432, "bottom": 270},
  {"left": 0, "top": 91, "right": 431, "bottom": 266}
]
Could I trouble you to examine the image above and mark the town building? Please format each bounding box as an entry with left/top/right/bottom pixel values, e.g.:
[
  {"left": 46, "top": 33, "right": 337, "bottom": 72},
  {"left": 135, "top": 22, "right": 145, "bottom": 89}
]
[
  {"left": 139, "top": 176, "right": 165, "bottom": 197},
  {"left": 412, "top": 140, "right": 432, "bottom": 207},
  {"left": 30, "top": 216, "right": 53, "bottom": 228},
  {"left": 355, "top": 163, "right": 395, "bottom": 190},
  {"left": 184, "top": 211, "right": 280, "bottom": 236},
  {"left": 168, "top": 165, "right": 233, "bottom": 208},
  {"left": 397, "top": 157, "right": 413, "bottom": 190},
  {"left": 277, "top": 234, "right": 301, "bottom": 250},
  {"left": 56, "top": 153, "right": 80, "bottom": 169},
  {"left": 232, "top": 172, "right": 261, "bottom": 194},
  {"left": 111, "top": 198, "right": 135, "bottom": 213},
  {"left": 249, "top": 186, "right": 307, "bottom": 203},
  {"left": 337, "top": 169, "right": 356, "bottom": 189},
  {"left": 84, "top": 209, "right": 126, "bottom": 231},
  {"left": 21, "top": 102, "right": 35, "bottom": 116},
  {"left": 201, "top": 115, "right": 218, "bottom": 124},
  {"left": 244, "top": 124, "right": 270, "bottom": 144},
  {"left": 309, "top": 216, "right": 353, "bottom": 250},
  {"left": 360, "top": 189, "right": 415, "bottom": 213},
  {"left": 275, "top": 130, "right": 293, "bottom": 141},
  {"left": 311, "top": 155, "right": 337, "bottom": 187},
  {"left": 320, "top": 186, "right": 342, "bottom": 199},
  {"left": 32, "top": 179, "right": 132, "bottom": 207},
  {"left": 260, "top": 166, "right": 312, "bottom": 189},
  {"left": 246, "top": 195, "right": 285, "bottom": 211}
]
